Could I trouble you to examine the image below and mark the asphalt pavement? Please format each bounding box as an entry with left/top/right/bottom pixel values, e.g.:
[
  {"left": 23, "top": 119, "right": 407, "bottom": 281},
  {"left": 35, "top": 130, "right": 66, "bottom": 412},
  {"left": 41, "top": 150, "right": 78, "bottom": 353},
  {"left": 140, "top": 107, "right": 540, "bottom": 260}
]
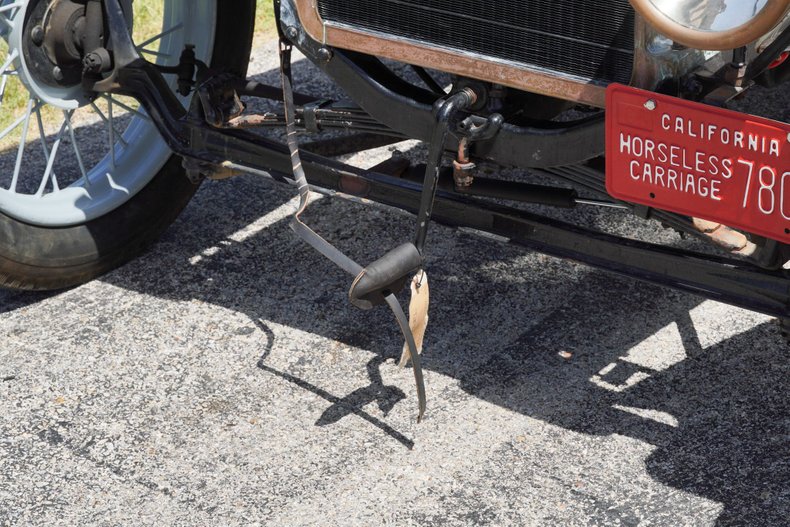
[{"left": 1, "top": 41, "right": 788, "bottom": 526}]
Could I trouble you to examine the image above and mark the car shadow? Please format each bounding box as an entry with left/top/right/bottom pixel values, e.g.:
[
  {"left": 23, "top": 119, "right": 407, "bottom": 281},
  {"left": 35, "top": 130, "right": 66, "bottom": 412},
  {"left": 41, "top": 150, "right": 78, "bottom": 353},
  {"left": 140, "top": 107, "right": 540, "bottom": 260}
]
[
  {"left": 0, "top": 289, "right": 58, "bottom": 315},
  {"left": 94, "top": 165, "right": 786, "bottom": 525},
  {"left": 2, "top": 55, "right": 788, "bottom": 525}
]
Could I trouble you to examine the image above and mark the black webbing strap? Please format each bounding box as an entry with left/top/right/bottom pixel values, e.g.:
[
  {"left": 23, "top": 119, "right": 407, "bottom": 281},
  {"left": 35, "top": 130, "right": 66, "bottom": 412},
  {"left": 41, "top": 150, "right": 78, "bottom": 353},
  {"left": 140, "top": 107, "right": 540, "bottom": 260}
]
[{"left": 279, "top": 41, "right": 427, "bottom": 422}]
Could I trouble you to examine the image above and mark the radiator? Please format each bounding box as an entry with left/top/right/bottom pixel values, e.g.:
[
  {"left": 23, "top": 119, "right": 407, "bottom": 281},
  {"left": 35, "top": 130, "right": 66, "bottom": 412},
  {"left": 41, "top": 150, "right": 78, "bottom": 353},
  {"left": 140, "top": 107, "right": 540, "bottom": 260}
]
[{"left": 316, "top": 0, "right": 636, "bottom": 85}]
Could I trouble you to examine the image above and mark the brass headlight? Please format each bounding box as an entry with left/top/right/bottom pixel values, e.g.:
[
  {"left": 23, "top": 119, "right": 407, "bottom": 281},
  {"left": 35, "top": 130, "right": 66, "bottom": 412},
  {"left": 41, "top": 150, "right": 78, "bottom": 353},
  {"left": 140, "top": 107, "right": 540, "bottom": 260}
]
[{"left": 629, "top": 0, "right": 790, "bottom": 50}]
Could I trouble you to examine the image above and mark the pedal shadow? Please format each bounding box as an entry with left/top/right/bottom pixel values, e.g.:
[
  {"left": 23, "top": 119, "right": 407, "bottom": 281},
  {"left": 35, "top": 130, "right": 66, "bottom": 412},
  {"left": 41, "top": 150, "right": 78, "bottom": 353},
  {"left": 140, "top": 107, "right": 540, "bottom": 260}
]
[{"left": 255, "top": 318, "right": 413, "bottom": 448}]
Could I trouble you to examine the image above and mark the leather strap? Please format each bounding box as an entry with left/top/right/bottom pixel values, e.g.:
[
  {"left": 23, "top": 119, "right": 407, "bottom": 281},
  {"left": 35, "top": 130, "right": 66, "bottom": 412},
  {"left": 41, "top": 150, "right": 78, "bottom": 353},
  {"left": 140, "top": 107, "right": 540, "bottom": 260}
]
[{"left": 279, "top": 41, "right": 426, "bottom": 422}]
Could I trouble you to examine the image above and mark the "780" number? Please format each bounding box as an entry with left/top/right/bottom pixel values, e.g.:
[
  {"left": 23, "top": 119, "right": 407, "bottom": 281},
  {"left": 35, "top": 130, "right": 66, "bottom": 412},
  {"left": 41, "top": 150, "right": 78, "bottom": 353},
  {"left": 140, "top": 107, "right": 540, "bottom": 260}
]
[{"left": 737, "top": 159, "right": 790, "bottom": 219}]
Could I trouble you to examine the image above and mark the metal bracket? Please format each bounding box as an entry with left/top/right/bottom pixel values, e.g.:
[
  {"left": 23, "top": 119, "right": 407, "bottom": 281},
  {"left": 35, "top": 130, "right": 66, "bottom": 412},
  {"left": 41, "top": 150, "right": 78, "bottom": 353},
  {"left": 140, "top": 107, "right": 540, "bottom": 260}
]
[{"left": 303, "top": 98, "right": 332, "bottom": 133}]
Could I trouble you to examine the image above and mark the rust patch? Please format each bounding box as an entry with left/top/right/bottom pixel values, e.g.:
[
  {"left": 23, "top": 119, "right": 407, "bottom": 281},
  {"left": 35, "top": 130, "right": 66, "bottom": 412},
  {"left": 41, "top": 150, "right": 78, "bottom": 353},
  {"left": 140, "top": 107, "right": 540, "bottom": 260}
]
[
  {"left": 692, "top": 218, "right": 757, "bottom": 256},
  {"left": 339, "top": 174, "right": 371, "bottom": 197}
]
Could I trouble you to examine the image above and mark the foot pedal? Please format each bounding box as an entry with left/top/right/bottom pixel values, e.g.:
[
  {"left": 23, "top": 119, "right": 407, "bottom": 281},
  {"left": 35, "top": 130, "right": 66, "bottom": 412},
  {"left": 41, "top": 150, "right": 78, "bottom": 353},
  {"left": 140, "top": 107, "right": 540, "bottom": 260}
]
[
  {"left": 279, "top": 40, "right": 428, "bottom": 421},
  {"left": 349, "top": 243, "right": 422, "bottom": 310},
  {"left": 277, "top": 40, "right": 477, "bottom": 423}
]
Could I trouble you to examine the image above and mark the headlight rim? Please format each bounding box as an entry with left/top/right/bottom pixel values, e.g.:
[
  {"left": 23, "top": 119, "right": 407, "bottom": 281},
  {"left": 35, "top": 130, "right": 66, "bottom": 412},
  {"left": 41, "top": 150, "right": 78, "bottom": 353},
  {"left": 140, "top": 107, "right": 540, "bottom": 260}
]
[{"left": 629, "top": 0, "right": 790, "bottom": 50}]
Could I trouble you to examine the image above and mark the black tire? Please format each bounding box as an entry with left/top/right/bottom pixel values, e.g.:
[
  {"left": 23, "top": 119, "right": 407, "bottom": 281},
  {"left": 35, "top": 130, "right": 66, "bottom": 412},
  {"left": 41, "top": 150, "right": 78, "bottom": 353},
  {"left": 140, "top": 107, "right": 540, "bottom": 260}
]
[
  {"left": 0, "top": 0, "right": 256, "bottom": 291},
  {"left": 779, "top": 317, "right": 790, "bottom": 346}
]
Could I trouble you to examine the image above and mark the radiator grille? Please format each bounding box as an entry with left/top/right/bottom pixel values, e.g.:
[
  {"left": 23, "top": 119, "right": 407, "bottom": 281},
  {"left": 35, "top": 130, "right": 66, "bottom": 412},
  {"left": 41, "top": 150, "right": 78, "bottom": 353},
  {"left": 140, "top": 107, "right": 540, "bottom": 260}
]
[{"left": 316, "top": 0, "right": 635, "bottom": 85}]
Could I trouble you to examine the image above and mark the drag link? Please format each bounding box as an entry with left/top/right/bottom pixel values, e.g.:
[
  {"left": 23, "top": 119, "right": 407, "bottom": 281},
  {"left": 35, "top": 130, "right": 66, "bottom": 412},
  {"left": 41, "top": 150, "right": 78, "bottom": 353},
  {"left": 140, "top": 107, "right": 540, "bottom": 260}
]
[{"left": 414, "top": 88, "right": 478, "bottom": 254}]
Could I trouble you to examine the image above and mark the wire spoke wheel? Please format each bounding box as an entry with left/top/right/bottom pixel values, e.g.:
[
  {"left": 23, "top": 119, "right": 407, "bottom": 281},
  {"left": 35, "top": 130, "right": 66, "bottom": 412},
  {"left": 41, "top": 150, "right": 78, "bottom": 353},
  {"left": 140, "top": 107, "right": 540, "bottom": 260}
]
[
  {"left": 0, "top": 0, "right": 217, "bottom": 226},
  {"left": 0, "top": 0, "right": 255, "bottom": 290}
]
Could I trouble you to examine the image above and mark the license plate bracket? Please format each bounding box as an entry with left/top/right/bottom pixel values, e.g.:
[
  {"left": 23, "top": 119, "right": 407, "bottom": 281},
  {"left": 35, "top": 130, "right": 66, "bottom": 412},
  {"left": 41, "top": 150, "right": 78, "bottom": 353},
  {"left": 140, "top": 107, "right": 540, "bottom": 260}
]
[{"left": 605, "top": 84, "right": 790, "bottom": 243}]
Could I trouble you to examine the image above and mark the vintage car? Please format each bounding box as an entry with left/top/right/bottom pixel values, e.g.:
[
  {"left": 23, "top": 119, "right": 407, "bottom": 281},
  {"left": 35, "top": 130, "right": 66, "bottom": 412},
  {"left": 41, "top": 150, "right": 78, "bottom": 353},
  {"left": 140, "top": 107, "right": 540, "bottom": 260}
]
[{"left": 0, "top": 0, "right": 788, "bottom": 418}]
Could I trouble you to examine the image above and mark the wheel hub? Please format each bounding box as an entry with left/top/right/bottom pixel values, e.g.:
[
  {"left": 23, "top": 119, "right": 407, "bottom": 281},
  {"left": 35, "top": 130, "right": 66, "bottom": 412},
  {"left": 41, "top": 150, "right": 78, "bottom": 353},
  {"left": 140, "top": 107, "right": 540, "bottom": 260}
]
[
  {"left": 27, "top": 0, "right": 89, "bottom": 87},
  {"left": 10, "top": 0, "right": 126, "bottom": 109}
]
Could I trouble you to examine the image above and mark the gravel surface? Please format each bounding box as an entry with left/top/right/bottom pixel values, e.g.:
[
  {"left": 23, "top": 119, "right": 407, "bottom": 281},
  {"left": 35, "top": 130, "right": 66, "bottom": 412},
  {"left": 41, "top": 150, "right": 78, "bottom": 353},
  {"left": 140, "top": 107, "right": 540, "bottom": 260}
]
[{"left": 1, "top": 39, "right": 789, "bottom": 527}]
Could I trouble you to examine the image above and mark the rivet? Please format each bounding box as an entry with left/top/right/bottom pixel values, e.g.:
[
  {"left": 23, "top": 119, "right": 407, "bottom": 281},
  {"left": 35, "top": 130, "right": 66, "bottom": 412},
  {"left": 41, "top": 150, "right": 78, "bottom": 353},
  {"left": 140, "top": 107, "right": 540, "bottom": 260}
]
[
  {"left": 644, "top": 99, "right": 657, "bottom": 111},
  {"left": 317, "top": 47, "right": 333, "bottom": 63},
  {"left": 285, "top": 26, "right": 299, "bottom": 40}
]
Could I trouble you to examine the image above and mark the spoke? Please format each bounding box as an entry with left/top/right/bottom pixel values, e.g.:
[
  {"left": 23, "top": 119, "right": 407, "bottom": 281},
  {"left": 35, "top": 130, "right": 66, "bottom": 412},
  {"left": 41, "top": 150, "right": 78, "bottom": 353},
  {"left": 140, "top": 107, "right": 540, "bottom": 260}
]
[
  {"left": 36, "top": 117, "right": 67, "bottom": 196},
  {"left": 135, "top": 22, "right": 183, "bottom": 50},
  {"left": 0, "top": 73, "right": 8, "bottom": 105},
  {"left": 34, "top": 103, "right": 53, "bottom": 167},
  {"left": 0, "top": 104, "right": 32, "bottom": 142},
  {"left": 0, "top": 2, "right": 21, "bottom": 29},
  {"left": 0, "top": 49, "right": 18, "bottom": 79},
  {"left": 139, "top": 48, "right": 172, "bottom": 59},
  {"left": 8, "top": 97, "right": 32, "bottom": 192},
  {"left": 107, "top": 99, "right": 115, "bottom": 167},
  {"left": 0, "top": 2, "right": 24, "bottom": 14},
  {"left": 63, "top": 110, "right": 88, "bottom": 186},
  {"left": 101, "top": 95, "right": 151, "bottom": 122},
  {"left": 91, "top": 102, "right": 129, "bottom": 148}
]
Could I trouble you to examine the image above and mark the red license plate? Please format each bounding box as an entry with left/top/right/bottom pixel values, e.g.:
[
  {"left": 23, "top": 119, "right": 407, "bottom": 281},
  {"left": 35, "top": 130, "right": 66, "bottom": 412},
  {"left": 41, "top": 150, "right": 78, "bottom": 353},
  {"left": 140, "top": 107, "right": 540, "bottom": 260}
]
[{"left": 605, "top": 84, "right": 790, "bottom": 243}]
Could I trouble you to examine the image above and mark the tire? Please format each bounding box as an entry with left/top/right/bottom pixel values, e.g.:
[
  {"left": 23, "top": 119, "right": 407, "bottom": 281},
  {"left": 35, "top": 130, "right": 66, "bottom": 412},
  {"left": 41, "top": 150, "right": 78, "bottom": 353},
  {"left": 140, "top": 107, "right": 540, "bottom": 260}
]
[
  {"left": 0, "top": 0, "right": 256, "bottom": 291},
  {"left": 779, "top": 317, "right": 790, "bottom": 346}
]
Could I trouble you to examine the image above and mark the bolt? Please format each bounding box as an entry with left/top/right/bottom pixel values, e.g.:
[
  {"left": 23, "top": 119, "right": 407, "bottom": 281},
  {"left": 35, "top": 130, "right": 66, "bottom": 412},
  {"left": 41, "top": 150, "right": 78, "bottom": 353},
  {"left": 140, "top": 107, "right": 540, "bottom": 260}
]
[
  {"left": 317, "top": 47, "right": 333, "bottom": 63},
  {"left": 644, "top": 99, "right": 657, "bottom": 111},
  {"left": 52, "top": 66, "right": 63, "bottom": 81},
  {"left": 83, "top": 50, "right": 109, "bottom": 75},
  {"left": 285, "top": 26, "right": 298, "bottom": 40},
  {"left": 83, "top": 54, "right": 98, "bottom": 73},
  {"left": 30, "top": 25, "right": 45, "bottom": 46}
]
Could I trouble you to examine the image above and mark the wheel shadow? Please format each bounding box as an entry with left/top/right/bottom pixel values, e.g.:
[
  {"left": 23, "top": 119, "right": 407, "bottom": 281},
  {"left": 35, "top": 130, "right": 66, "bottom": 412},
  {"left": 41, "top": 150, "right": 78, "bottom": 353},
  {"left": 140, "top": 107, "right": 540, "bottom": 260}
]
[
  {"left": 0, "top": 289, "right": 58, "bottom": 315},
  {"left": 1, "top": 54, "right": 788, "bottom": 525}
]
